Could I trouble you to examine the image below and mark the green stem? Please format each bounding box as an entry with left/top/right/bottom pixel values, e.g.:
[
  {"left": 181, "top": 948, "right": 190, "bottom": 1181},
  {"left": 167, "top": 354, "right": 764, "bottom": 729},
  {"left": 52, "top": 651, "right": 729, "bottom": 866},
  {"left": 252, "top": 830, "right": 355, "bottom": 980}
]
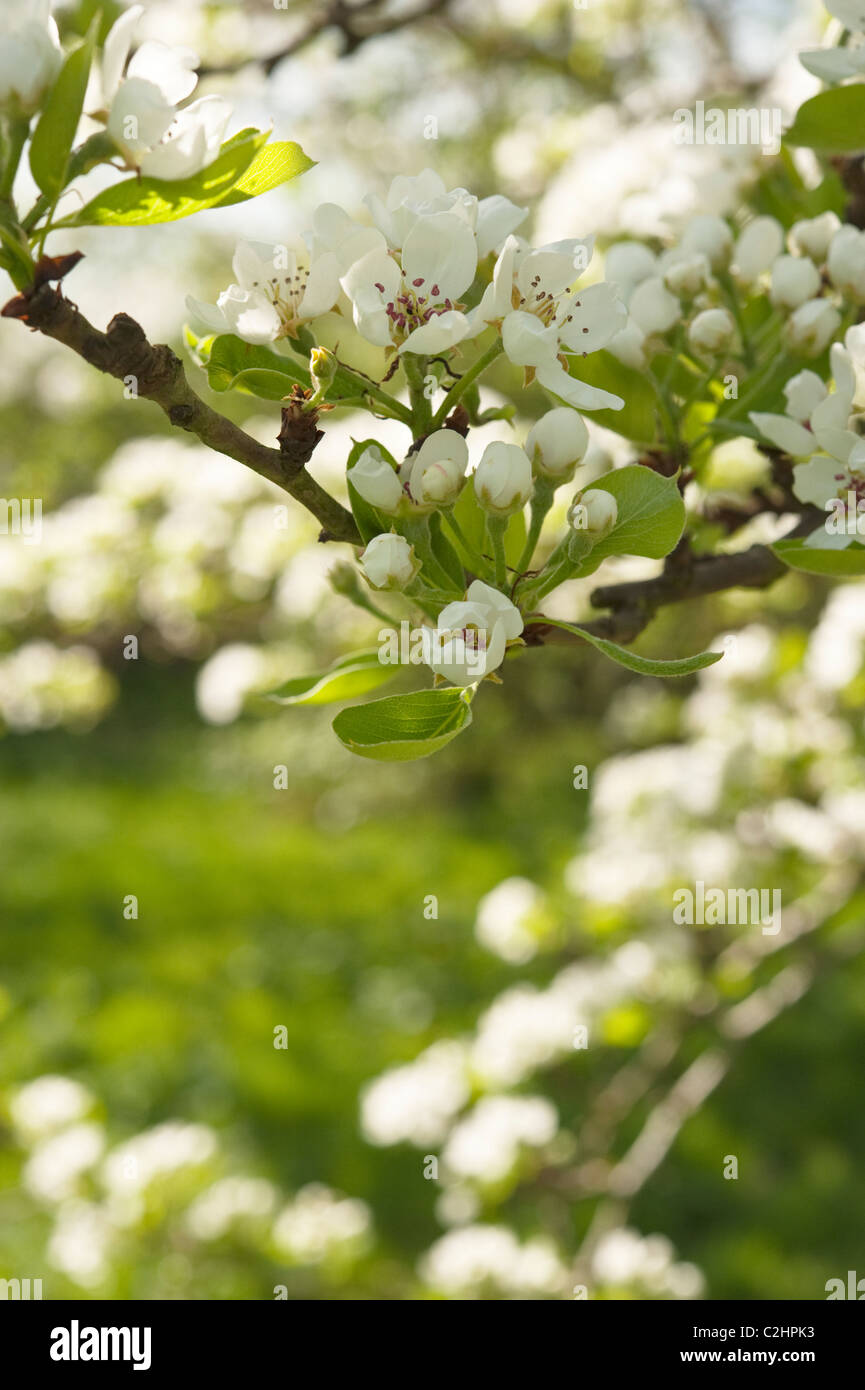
[
  {"left": 0, "top": 115, "right": 30, "bottom": 200},
  {"left": 486, "top": 515, "right": 509, "bottom": 588},
  {"left": 430, "top": 340, "right": 504, "bottom": 430},
  {"left": 441, "top": 509, "right": 492, "bottom": 580},
  {"left": 516, "top": 480, "right": 555, "bottom": 573},
  {"left": 400, "top": 517, "right": 461, "bottom": 593},
  {"left": 403, "top": 353, "right": 432, "bottom": 433}
]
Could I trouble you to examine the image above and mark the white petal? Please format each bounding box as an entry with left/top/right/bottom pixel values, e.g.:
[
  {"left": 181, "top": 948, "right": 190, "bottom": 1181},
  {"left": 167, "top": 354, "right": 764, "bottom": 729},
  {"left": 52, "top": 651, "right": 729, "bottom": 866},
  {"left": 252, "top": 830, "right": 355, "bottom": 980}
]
[
  {"left": 502, "top": 310, "right": 559, "bottom": 368},
  {"left": 128, "top": 39, "right": 198, "bottom": 105},
  {"left": 184, "top": 295, "right": 229, "bottom": 336},
  {"left": 400, "top": 310, "right": 472, "bottom": 355},
  {"left": 465, "top": 581, "right": 523, "bottom": 639},
  {"left": 402, "top": 212, "right": 478, "bottom": 300},
  {"left": 557, "top": 282, "right": 627, "bottom": 353},
  {"left": 476, "top": 195, "right": 528, "bottom": 258},
  {"left": 537, "top": 360, "right": 623, "bottom": 411},
  {"left": 749, "top": 412, "right": 815, "bottom": 456},
  {"left": 792, "top": 457, "right": 848, "bottom": 508},
  {"left": 108, "top": 77, "right": 175, "bottom": 156},
  {"left": 298, "top": 252, "right": 341, "bottom": 320},
  {"left": 799, "top": 49, "right": 865, "bottom": 83},
  {"left": 102, "top": 4, "right": 143, "bottom": 103}
]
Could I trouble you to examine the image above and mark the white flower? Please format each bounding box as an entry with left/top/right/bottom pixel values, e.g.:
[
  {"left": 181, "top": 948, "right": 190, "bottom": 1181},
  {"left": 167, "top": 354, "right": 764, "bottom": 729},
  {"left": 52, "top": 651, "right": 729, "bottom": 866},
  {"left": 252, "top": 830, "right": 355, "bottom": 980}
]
[
  {"left": 790, "top": 212, "right": 840, "bottom": 262},
  {"left": 0, "top": 0, "right": 61, "bottom": 111},
  {"left": 10, "top": 1075, "right": 94, "bottom": 1143},
  {"left": 769, "top": 254, "right": 821, "bottom": 310},
  {"left": 680, "top": 215, "right": 733, "bottom": 271},
  {"left": 441, "top": 1095, "right": 558, "bottom": 1182},
  {"left": 659, "top": 249, "right": 711, "bottom": 297},
  {"left": 604, "top": 241, "right": 657, "bottom": 296},
  {"left": 474, "top": 235, "right": 627, "bottom": 409},
  {"left": 754, "top": 366, "right": 860, "bottom": 472},
  {"left": 828, "top": 224, "right": 865, "bottom": 301},
  {"left": 186, "top": 1177, "right": 276, "bottom": 1241},
  {"left": 688, "top": 307, "right": 735, "bottom": 354},
  {"left": 341, "top": 211, "right": 478, "bottom": 354},
  {"left": 359, "top": 533, "right": 419, "bottom": 590},
  {"left": 348, "top": 446, "right": 404, "bottom": 514},
  {"left": 628, "top": 276, "right": 680, "bottom": 334},
  {"left": 23, "top": 1123, "right": 105, "bottom": 1204},
  {"left": 272, "top": 1184, "right": 370, "bottom": 1263},
  {"left": 784, "top": 298, "right": 841, "bottom": 358},
  {"left": 420, "top": 1225, "right": 567, "bottom": 1296},
  {"left": 423, "top": 580, "right": 523, "bottom": 686},
  {"left": 733, "top": 216, "right": 784, "bottom": 284},
  {"left": 568, "top": 487, "right": 618, "bottom": 536},
  {"left": 101, "top": 5, "right": 230, "bottom": 180},
  {"left": 405, "top": 429, "right": 468, "bottom": 507},
  {"left": 361, "top": 1041, "right": 470, "bottom": 1147},
  {"left": 473, "top": 441, "right": 533, "bottom": 515},
  {"left": 475, "top": 877, "right": 545, "bottom": 963},
  {"left": 526, "top": 407, "right": 589, "bottom": 480},
  {"left": 793, "top": 443, "right": 865, "bottom": 549},
  {"left": 186, "top": 239, "right": 341, "bottom": 345},
  {"left": 364, "top": 168, "right": 527, "bottom": 257}
]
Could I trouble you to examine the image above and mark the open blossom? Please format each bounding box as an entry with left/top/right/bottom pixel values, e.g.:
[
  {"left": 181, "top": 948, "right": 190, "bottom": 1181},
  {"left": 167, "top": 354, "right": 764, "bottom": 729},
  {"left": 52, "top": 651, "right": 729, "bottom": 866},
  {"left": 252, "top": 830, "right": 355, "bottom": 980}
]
[
  {"left": 186, "top": 239, "right": 341, "bottom": 345},
  {"left": 364, "top": 169, "right": 527, "bottom": 258},
  {"left": 475, "top": 235, "right": 627, "bottom": 410},
  {"left": 0, "top": 0, "right": 61, "bottom": 111},
  {"left": 751, "top": 345, "right": 856, "bottom": 457},
  {"left": 793, "top": 442, "right": 865, "bottom": 549},
  {"left": 100, "top": 5, "right": 230, "bottom": 180},
  {"left": 342, "top": 211, "right": 479, "bottom": 354},
  {"left": 423, "top": 581, "right": 523, "bottom": 686}
]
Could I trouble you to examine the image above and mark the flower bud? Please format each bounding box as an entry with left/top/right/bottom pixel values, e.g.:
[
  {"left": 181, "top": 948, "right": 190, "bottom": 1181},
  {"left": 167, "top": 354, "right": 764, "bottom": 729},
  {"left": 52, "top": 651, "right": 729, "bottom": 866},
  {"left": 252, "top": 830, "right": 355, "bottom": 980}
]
[
  {"left": 607, "top": 318, "right": 646, "bottom": 370},
  {"left": 309, "top": 346, "right": 338, "bottom": 397},
  {"left": 783, "top": 298, "right": 841, "bottom": 358},
  {"left": 474, "top": 441, "right": 533, "bottom": 516},
  {"left": 525, "top": 407, "right": 589, "bottom": 481},
  {"left": 660, "top": 250, "right": 710, "bottom": 297},
  {"left": 407, "top": 429, "right": 468, "bottom": 507},
  {"left": 349, "top": 446, "right": 404, "bottom": 514},
  {"left": 827, "top": 224, "right": 865, "bottom": 301},
  {"left": 568, "top": 488, "right": 618, "bottom": 537},
  {"left": 769, "top": 254, "right": 821, "bottom": 310},
  {"left": 628, "top": 276, "right": 680, "bottom": 334},
  {"left": 733, "top": 217, "right": 784, "bottom": 284},
  {"left": 680, "top": 216, "right": 733, "bottom": 271},
  {"left": 790, "top": 212, "right": 840, "bottom": 263},
  {"left": 329, "top": 562, "right": 365, "bottom": 600},
  {"left": 359, "top": 532, "right": 420, "bottom": 590},
  {"left": 688, "top": 307, "right": 736, "bottom": 354}
]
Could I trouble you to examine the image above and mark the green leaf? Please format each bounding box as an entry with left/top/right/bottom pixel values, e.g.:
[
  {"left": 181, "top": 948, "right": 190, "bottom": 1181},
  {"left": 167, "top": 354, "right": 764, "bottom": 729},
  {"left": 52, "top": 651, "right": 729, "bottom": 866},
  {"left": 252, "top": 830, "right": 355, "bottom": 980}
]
[
  {"left": 533, "top": 618, "right": 723, "bottom": 676},
  {"left": 785, "top": 87, "right": 865, "bottom": 154},
  {"left": 429, "top": 513, "right": 467, "bottom": 588},
  {"left": 213, "top": 141, "right": 314, "bottom": 206},
  {"left": 583, "top": 465, "right": 686, "bottom": 567},
  {"left": 566, "top": 351, "right": 657, "bottom": 442},
  {"left": 772, "top": 536, "right": 865, "bottom": 576},
  {"left": 29, "top": 19, "right": 98, "bottom": 199},
  {"left": 333, "top": 686, "right": 474, "bottom": 760},
  {"left": 204, "top": 335, "right": 311, "bottom": 395},
  {"left": 58, "top": 129, "right": 273, "bottom": 227},
  {"left": 267, "top": 650, "right": 397, "bottom": 706}
]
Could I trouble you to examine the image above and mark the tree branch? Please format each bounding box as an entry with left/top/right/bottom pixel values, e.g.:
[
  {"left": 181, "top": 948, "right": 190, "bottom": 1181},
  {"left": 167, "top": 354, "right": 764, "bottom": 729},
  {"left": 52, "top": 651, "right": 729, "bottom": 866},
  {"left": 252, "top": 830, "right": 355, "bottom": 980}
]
[{"left": 3, "top": 282, "right": 360, "bottom": 544}]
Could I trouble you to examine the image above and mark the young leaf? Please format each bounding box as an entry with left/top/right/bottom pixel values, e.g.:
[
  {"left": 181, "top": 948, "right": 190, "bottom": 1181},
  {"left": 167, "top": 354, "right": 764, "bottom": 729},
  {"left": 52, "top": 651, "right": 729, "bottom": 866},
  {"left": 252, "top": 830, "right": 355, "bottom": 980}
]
[
  {"left": 772, "top": 536, "right": 865, "bottom": 576},
  {"left": 57, "top": 130, "right": 280, "bottom": 227},
  {"left": 267, "top": 650, "right": 397, "bottom": 706},
  {"left": 585, "top": 465, "right": 686, "bottom": 563},
  {"left": 532, "top": 618, "right": 723, "bottom": 676},
  {"left": 213, "top": 141, "right": 314, "bottom": 206},
  {"left": 29, "top": 19, "right": 98, "bottom": 200},
  {"left": 333, "top": 686, "right": 474, "bottom": 760},
  {"left": 566, "top": 351, "right": 658, "bottom": 442},
  {"left": 785, "top": 87, "right": 865, "bottom": 154}
]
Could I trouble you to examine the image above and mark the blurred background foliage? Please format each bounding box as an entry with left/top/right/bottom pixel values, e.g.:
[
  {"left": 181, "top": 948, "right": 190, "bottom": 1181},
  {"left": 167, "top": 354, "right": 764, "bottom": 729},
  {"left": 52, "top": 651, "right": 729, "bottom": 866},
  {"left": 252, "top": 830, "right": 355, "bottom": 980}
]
[{"left": 2, "top": 0, "right": 864, "bottom": 1300}]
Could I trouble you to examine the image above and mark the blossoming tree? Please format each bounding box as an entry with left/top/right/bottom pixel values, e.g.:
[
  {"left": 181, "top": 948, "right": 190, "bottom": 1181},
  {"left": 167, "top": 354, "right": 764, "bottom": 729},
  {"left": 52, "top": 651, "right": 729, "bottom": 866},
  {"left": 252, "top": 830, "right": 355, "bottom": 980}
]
[{"left": 2, "top": 0, "right": 865, "bottom": 770}]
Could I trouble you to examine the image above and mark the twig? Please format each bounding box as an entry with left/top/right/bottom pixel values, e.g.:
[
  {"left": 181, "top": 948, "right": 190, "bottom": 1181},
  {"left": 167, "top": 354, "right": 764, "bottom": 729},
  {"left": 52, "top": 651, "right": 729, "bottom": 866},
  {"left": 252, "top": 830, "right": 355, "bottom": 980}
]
[{"left": 3, "top": 282, "right": 360, "bottom": 544}]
